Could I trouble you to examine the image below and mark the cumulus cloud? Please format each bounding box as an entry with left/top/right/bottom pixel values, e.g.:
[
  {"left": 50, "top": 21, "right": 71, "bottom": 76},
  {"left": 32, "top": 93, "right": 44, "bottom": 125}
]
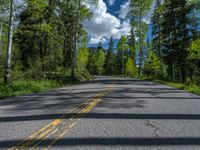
[
  {"left": 119, "top": 1, "right": 130, "bottom": 19},
  {"left": 84, "top": 0, "right": 131, "bottom": 45},
  {"left": 143, "top": 0, "right": 155, "bottom": 24},
  {"left": 119, "top": 0, "right": 155, "bottom": 24}
]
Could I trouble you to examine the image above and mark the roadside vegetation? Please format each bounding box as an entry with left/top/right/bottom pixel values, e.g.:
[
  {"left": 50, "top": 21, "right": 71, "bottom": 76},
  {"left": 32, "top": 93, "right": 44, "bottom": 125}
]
[{"left": 0, "top": 0, "right": 199, "bottom": 98}]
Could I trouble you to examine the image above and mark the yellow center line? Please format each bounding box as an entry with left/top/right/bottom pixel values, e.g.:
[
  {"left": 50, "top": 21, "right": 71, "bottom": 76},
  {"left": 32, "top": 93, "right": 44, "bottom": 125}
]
[
  {"left": 44, "top": 86, "right": 115, "bottom": 150},
  {"left": 44, "top": 98, "right": 102, "bottom": 150},
  {"left": 9, "top": 84, "right": 116, "bottom": 150}
]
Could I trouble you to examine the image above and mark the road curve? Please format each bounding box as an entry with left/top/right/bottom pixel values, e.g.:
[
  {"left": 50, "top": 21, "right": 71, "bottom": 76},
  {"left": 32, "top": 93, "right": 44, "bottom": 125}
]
[{"left": 0, "top": 76, "right": 200, "bottom": 150}]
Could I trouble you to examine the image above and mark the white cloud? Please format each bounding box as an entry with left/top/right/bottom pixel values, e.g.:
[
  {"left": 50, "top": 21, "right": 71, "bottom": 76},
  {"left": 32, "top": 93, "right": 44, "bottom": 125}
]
[
  {"left": 143, "top": 0, "right": 155, "bottom": 24},
  {"left": 119, "top": 0, "right": 155, "bottom": 24},
  {"left": 119, "top": 1, "right": 130, "bottom": 19},
  {"left": 108, "top": 0, "right": 115, "bottom": 6},
  {"left": 84, "top": 0, "right": 131, "bottom": 45},
  {"left": 89, "top": 36, "right": 108, "bottom": 45}
]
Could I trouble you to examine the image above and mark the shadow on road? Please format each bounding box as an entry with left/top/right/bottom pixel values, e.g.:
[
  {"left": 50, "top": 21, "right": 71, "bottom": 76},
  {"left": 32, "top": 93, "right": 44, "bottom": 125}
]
[
  {"left": 0, "top": 113, "right": 200, "bottom": 123},
  {"left": 1, "top": 137, "right": 200, "bottom": 148}
]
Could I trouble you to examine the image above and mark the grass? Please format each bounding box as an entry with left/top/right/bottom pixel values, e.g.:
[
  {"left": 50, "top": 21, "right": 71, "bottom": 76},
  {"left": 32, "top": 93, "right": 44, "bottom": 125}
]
[
  {"left": 0, "top": 71, "right": 92, "bottom": 99},
  {"left": 151, "top": 79, "right": 200, "bottom": 96},
  {"left": 0, "top": 80, "right": 61, "bottom": 99}
]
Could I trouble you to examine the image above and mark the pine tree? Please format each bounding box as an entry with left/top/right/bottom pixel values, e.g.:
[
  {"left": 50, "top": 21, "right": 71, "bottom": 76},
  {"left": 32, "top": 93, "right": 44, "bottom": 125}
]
[
  {"left": 104, "top": 37, "right": 115, "bottom": 75},
  {"left": 144, "top": 51, "right": 162, "bottom": 77},
  {"left": 161, "top": 0, "right": 192, "bottom": 82}
]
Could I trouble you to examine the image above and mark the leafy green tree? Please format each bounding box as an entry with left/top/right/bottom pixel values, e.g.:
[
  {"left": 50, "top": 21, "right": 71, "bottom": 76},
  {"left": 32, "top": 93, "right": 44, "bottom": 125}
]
[
  {"left": 116, "top": 36, "right": 128, "bottom": 75},
  {"left": 77, "top": 35, "right": 89, "bottom": 71},
  {"left": 95, "top": 49, "right": 105, "bottom": 75},
  {"left": 130, "top": 26, "right": 136, "bottom": 64},
  {"left": 87, "top": 48, "right": 105, "bottom": 75},
  {"left": 4, "top": 0, "right": 14, "bottom": 83},
  {"left": 144, "top": 51, "right": 164, "bottom": 78},
  {"left": 130, "top": 0, "right": 154, "bottom": 77},
  {"left": 151, "top": 0, "right": 162, "bottom": 59},
  {"left": 187, "top": 39, "right": 200, "bottom": 84},
  {"left": 125, "top": 57, "right": 138, "bottom": 77}
]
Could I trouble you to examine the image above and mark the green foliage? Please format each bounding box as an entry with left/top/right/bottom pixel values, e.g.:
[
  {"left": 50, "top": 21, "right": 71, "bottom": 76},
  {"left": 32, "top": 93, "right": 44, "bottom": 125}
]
[
  {"left": 95, "top": 49, "right": 106, "bottom": 75},
  {"left": 87, "top": 48, "right": 105, "bottom": 75},
  {"left": 130, "top": 0, "right": 154, "bottom": 76},
  {"left": 144, "top": 51, "right": 167, "bottom": 78},
  {"left": 187, "top": 39, "right": 200, "bottom": 85},
  {"left": 77, "top": 47, "right": 89, "bottom": 71},
  {"left": 104, "top": 37, "right": 116, "bottom": 75},
  {"left": 116, "top": 36, "right": 128, "bottom": 75},
  {"left": 0, "top": 80, "right": 59, "bottom": 99},
  {"left": 153, "top": 79, "right": 200, "bottom": 96},
  {"left": 188, "top": 39, "right": 200, "bottom": 60},
  {"left": 125, "top": 57, "right": 138, "bottom": 77}
]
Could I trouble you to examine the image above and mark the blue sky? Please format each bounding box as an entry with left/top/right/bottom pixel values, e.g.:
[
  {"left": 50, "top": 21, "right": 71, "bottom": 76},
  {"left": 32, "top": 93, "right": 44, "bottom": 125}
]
[{"left": 84, "top": 0, "right": 153, "bottom": 49}]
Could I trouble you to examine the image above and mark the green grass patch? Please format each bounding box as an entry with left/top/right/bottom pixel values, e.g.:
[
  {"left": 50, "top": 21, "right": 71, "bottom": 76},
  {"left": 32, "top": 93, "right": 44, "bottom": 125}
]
[
  {"left": 0, "top": 71, "right": 92, "bottom": 99},
  {"left": 0, "top": 80, "right": 60, "bottom": 99},
  {"left": 152, "top": 79, "right": 200, "bottom": 96}
]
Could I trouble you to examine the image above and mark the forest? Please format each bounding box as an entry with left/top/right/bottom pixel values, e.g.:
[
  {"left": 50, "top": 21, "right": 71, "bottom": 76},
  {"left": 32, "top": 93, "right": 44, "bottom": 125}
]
[{"left": 0, "top": 0, "right": 200, "bottom": 98}]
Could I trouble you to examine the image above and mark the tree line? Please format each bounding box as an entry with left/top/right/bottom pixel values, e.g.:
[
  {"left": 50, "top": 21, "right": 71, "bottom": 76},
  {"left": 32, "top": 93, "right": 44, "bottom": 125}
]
[
  {"left": 0, "top": 0, "right": 199, "bottom": 86},
  {"left": 150, "top": 0, "right": 200, "bottom": 84},
  {"left": 0, "top": 0, "right": 98, "bottom": 83}
]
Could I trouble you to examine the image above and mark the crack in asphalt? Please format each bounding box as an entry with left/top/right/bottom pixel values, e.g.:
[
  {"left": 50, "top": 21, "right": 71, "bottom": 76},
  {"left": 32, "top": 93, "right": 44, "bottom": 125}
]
[{"left": 145, "top": 120, "right": 160, "bottom": 137}]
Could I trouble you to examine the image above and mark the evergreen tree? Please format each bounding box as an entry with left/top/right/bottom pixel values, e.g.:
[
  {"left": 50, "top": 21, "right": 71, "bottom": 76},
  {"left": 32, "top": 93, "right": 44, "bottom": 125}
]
[
  {"left": 116, "top": 36, "right": 128, "bottom": 75},
  {"left": 144, "top": 51, "right": 163, "bottom": 77},
  {"left": 161, "top": 0, "right": 192, "bottom": 82},
  {"left": 104, "top": 37, "right": 115, "bottom": 75}
]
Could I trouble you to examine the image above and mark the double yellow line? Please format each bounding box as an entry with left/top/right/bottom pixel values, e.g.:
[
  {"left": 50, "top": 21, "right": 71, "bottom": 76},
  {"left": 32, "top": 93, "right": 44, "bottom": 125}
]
[{"left": 9, "top": 84, "right": 115, "bottom": 150}]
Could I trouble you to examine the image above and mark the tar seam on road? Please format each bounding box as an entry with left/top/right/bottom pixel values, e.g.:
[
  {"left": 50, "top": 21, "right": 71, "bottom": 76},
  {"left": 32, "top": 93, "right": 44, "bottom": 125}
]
[{"left": 8, "top": 84, "right": 116, "bottom": 150}]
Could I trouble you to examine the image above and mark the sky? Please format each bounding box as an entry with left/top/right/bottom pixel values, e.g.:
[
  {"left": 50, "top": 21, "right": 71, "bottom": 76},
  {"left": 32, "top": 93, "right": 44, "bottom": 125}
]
[{"left": 84, "top": 0, "right": 154, "bottom": 48}]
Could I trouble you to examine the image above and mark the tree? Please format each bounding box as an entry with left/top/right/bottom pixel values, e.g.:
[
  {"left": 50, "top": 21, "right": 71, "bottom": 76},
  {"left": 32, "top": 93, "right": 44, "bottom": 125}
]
[
  {"left": 125, "top": 57, "right": 138, "bottom": 77},
  {"left": 130, "top": 26, "right": 136, "bottom": 64},
  {"left": 116, "top": 36, "right": 128, "bottom": 75},
  {"left": 4, "top": 0, "right": 14, "bottom": 84},
  {"left": 15, "top": 0, "right": 51, "bottom": 73},
  {"left": 160, "top": 0, "right": 193, "bottom": 82},
  {"left": 104, "top": 37, "right": 115, "bottom": 75},
  {"left": 187, "top": 0, "right": 200, "bottom": 41},
  {"left": 95, "top": 48, "right": 105, "bottom": 75},
  {"left": 143, "top": 51, "right": 164, "bottom": 78},
  {"left": 87, "top": 46, "right": 105, "bottom": 75},
  {"left": 151, "top": 0, "right": 162, "bottom": 59},
  {"left": 130, "top": 0, "right": 154, "bottom": 77},
  {"left": 77, "top": 35, "right": 89, "bottom": 71},
  {"left": 187, "top": 39, "right": 200, "bottom": 84}
]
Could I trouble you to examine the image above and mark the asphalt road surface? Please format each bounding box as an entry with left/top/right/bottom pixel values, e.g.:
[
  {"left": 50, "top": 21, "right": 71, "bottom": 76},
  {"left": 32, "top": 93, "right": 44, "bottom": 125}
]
[{"left": 0, "top": 76, "right": 200, "bottom": 150}]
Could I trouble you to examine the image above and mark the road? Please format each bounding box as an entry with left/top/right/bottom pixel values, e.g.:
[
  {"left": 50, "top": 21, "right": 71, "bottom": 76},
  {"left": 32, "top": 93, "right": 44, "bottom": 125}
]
[{"left": 0, "top": 76, "right": 200, "bottom": 150}]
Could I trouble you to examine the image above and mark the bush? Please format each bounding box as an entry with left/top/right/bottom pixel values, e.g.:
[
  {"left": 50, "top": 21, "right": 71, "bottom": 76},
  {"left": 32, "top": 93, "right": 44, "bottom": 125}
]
[
  {"left": 144, "top": 51, "right": 168, "bottom": 79},
  {"left": 125, "top": 58, "right": 138, "bottom": 78},
  {"left": 0, "top": 80, "right": 59, "bottom": 99}
]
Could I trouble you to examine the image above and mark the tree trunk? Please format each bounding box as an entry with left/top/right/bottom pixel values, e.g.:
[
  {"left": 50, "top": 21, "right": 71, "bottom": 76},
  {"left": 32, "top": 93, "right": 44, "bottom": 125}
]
[
  {"left": 0, "top": 22, "right": 3, "bottom": 59},
  {"left": 138, "top": 10, "right": 143, "bottom": 77},
  {"left": 172, "top": 62, "right": 176, "bottom": 81},
  {"left": 71, "top": 0, "right": 81, "bottom": 79},
  {"left": 4, "top": 0, "right": 14, "bottom": 84}
]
